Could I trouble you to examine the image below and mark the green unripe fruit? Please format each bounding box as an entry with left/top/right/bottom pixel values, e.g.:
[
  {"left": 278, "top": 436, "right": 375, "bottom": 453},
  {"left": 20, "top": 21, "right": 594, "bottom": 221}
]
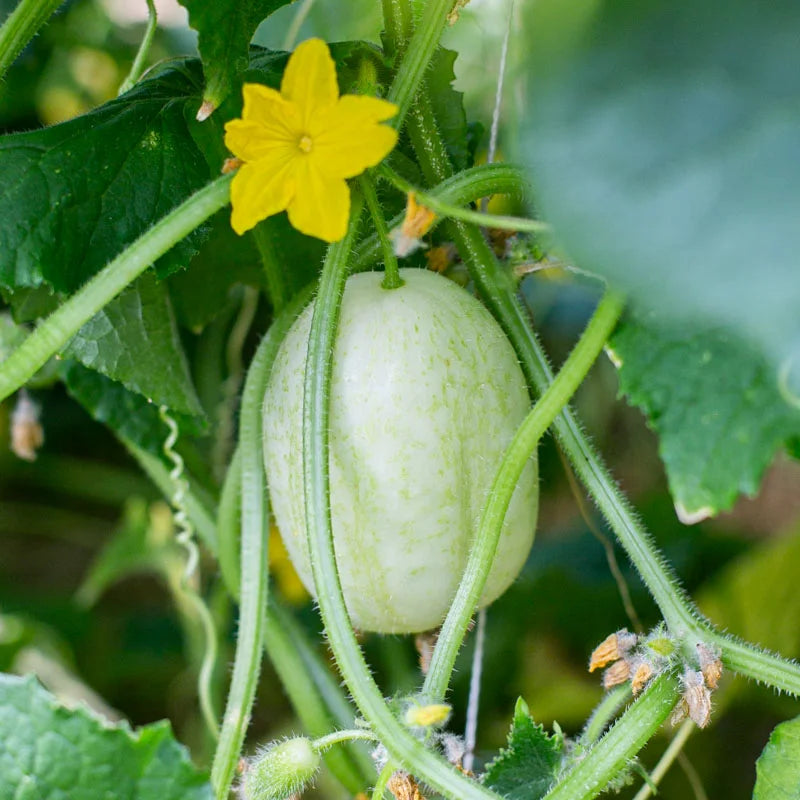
[
  {"left": 263, "top": 268, "right": 539, "bottom": 633},
  {"left": 242, "top": 737, "right": 321, "bottom": 800}
]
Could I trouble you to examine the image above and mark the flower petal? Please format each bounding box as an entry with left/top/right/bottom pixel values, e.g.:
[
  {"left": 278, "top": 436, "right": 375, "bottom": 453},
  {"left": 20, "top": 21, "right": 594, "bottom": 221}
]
[
  {"left": 312, "top": 95, "right": 398, "bottom": 179},
  {"left": 229, "top": 156, "right": 297, "bottom": 235},
  {"left": 281, "top": 38, "right": 339, "bottom": 128},
  {"left": 286, "top": 160, "right": 349, "bottom": 242}
]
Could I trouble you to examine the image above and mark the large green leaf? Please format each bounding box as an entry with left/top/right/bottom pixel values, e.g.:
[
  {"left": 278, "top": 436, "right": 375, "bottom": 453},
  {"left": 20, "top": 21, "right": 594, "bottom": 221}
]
[
  {"left": 0, "top": 674, "right": 212, "bottom": 800},
  {"left": 517, "top": 0, "right": 800, "bottom": 375},
  {"left": 483, "top": 697, "right": 565, "bottom": 800},
  {"left": 0, "top": 59, "right": 214, "bottom": 295},
  {"left": 64, "top": 273, "right": 203, "bottom": 416},
  {"left": 754, "top": 716, "right": 800, "bottom": 800},
  {"left": 610, "top": 312, "right": 800, "bottom": 521},
  {"left": 62, "top": 362, "right": 204, "bottom": 456},
  {"left": 178, "top": 0, "right": 291, "bottom": 110}
]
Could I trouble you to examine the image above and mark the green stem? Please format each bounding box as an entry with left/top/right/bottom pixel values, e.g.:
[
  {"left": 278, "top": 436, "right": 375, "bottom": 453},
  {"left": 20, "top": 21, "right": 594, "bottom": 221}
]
[
  {"left": 118, "top": 0, "right": 157, "bottom": 94},
  {"left": 386, "top": 0, "right": 452, "bottom": 125},
  {"left": 372, "top": 761, "right": 397, "bottom": 800},
  {"left": 543, "top": 674, "right": 679, "bottom": 800},
  {"left": 381, "top": 0, "right": 412, "bottom": 58},
  {"left": 264, "top": 602, "right": 375, "bottom": 793},
  {"left": 252, "top": 223, "right": 290, "bottom": 313},
  {"left": 313, "top": 729, "right": 379, "bottom": 751},
  {"left": 360, "top": 174, "right": 403, "bottom": 290},
  {"left": 406, "top": 83, "right": 800, "bottom": 698},
  {"left": 0, "top": 175, "right": 233, "bottom": 404},
  {"left": 302, "top": 193, "right": 501, "bottom": 800},
  {"left": 216, "top": 447, "right": 242, "bottom": 597},
  {"left": 631, "top": 719, "right": 695, "bottom": 800},
  {"left": 0, "top": 0, "right": 64, "bottom": 80},
  {"left": 210, "top": 291, "right": 309, "bottom": 799},
  {"left": 378, "top": 164, "right": 550, "bottom": 235},
  {"left": 580, "top": 685, "right": 631, "bottom": 747},
  {"left": 423, "top": 290, "right": 625, "bottom": 700},
  {"left": 352, "top": 163, "right": 530, "bottom": 271}
]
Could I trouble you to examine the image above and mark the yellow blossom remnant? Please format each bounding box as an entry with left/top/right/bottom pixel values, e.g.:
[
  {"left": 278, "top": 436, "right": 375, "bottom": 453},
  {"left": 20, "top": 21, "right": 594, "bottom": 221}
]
[
  {"left": 387, "top": 771, "right": 425, "bottom": 800},
  {"left": 425, "top": 244, "right": 456, "bottom": 274},
  {"left": 697, "top": 642, "right": 723, "bottom": 689},
  {"left": 224, "top": 38, "right": 398, "bottom": 242},
  {"left": 389, "top": 192, "right": 437, "bottom": 257},
  {"left": 589, "top": 629, "right": 637, "bottom": 672},
  {"left": 630, "top": 660, "right": 654, "bottom": 696},
  {"left": 602, "top": 659, "right": 631, "bottom": 690},
  {"left": 404, "top": 702, "right": 451, "bottom": 728}
]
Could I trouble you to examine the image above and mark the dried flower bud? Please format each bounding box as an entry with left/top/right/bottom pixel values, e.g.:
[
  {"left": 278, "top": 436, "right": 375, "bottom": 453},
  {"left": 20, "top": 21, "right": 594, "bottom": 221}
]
[
  {"left": 670, "top": 698, "right": 688, "bottom": 727},
  {"left": 415, "top": 632, "right": 437, "bottom": 675},
  {"left": 389, "top": 193, "right": 436, "bottom": 257},
  {"left": 11, "top": 391, "right": 44, "bottom": 462},
  {"left": 602, "top": 659, "right": 631, "bottom": 689},
  {"left": 589, "top": 629, "right": 637, "bottom": 672},
  {"left": 241, "top": 737, "right": 320, "bottom": 800},
  {"left": 680, "top": 669, "right": 712, "bottom": 728},
  {"left": 630, "top": 660, "right": 655, "bottom": 696},
  {"left": 440, "top": 733, "right": 466, "bottom": 768},
  {"left": 696, "top": 643, "right": 723, "bottom": 689},
  {"left": 387, "top": 771, "right": 425, "bottom": 800}
]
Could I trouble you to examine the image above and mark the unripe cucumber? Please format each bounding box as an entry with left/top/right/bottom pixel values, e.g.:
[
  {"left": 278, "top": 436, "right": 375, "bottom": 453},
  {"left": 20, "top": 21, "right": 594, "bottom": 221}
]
[{"left": 263, "top": 268, "right": 538, "bottom": 633}]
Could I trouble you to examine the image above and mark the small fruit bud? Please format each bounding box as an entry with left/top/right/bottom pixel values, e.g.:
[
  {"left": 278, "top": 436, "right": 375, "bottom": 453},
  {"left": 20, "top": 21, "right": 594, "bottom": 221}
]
[
  {"left": 602, "top": 659, "right": 631, "bottom": 689},
  {"left": 589, "top": 630, "right": 637, "bottom": 672},
  {"left": 696, "top": 643, "right": 723, "bottom": 689},
  {"left": 242, "top": 737, "right": 320, "bottom": 800}
]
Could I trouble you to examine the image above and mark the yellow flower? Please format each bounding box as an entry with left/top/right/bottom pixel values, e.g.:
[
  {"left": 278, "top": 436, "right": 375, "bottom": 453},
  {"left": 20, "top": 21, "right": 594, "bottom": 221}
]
[{"left": 224, "top": 38, "right": 398, "bottom": 242}]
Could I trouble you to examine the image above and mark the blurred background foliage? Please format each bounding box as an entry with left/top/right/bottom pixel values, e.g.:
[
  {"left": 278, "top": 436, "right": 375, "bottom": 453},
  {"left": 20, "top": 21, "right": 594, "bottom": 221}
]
[{"left": 1, "top": 1, "right": 799, "bottom": 798}]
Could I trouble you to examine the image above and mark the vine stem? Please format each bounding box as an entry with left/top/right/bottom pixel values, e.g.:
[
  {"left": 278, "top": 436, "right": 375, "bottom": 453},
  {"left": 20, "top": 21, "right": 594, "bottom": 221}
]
[
  {"left": 302, "top": 192, "right": 502, "bottom": 800},
  {"left": 405, "top": 66, "right": 800, "bottom": 698},
  {"left": 0, "top": 174, "right": 233, "bottom": 405},
  {"left": 631, "top": 719, "right": 695, "bottom": 800},
  {"left": 353, "top": 162, "right": 531, "bottom": 271},
  {"left": 386, "top": 0, "right": 452, "bottom": 125},
  {"left": 423, "top": 289, "right": 626, "bottom": 700},
  {"left": 117, "top": 0, "right": 157, "bottom": 94},
  {"left": 0, "top": 0, "right": 64, "bottom": 81},
  {"left": 378, "top": 163, "right": 550, "bottom": 235},
  {"left": 542, "top": 674, "right": 679, "bottom": 800},
  {"left": 210, "top": 291, "right": 311, "bottom": 799},
  {"left": 359, "top": 173, "right": 402, "bottom": 290}
]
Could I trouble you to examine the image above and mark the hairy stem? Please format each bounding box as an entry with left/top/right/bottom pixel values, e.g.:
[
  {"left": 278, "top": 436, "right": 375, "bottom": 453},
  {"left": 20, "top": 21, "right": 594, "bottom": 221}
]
[
  {"left": 0, "top": 175, "right": 233, "bottom": 404},
  {"left": 302, "top": 194, "right": 501, "bottom": 800},
  {"left": 210, "top": 291, "right": 310, "bottom": 799},
  {"left": 360, "top": 173, "right": 403, "bottom": 290},
  {"left": 118, "top": 0, "right": 157, "bottom": 94},
  {"left": 424, "top": 290, "right": 625, "bottom": 700},
  {"left": 378, "top": 163, "right": 550, "bottom": 235},
  {"left": 0, "top": 0, "right": 64, "bottom": 80},
  {"left": 543, "top": 674, "right": 679, "bottom": 800}
]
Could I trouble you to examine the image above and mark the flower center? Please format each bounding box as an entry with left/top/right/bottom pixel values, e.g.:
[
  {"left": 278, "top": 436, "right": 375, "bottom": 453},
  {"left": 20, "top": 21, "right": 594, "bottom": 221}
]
[{"left": 298, "top": 135, "right": 313, "bottom": 154}]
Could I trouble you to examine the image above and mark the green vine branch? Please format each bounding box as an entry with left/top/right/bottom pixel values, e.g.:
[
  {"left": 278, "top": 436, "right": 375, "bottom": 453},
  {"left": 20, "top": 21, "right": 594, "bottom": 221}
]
[
  {"left": 423, "top": 289, "right": 626, "bottom": 700},
  {"left": 118, "top": 0, "right": 157, "bottom": 94},
  {"left": 0, "top": 174, "right": 233, "bottom": 405},
  {"left": 302, "top": 193, "right": 502, "bottom": 800},
  {"left": 0, "top": 0, "right": 64, "bottom": 81}
]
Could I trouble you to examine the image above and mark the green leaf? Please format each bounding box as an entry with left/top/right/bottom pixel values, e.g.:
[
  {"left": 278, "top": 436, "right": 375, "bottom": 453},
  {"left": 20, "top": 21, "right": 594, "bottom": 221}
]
[
  {"left": 754, "top": 715, "right": 800, "bottom": 799},
  {"left": 517, "top": 0, "right": 800, "bottom": 371},
  {"left": 610, "top": 312, "right": 800, "bottom": 521},
  {"left": 0, "top": 59, "right": 214, "bottom": 295},
  {"left": 64, "top": 273, "right": 203, "bottom": 416},
  {"left": 699, "top": 523, "right": 800, "bottom": 660},
  {"left": 0, "top": 673, "right": 212, "bottom": 800},
  {"left": 483, "top": 697, "right": 565, "bottom": 800},
  {"left": 427, "top": 47, "right": 470, "bottom": 172},
  {"left": 178, "top": 0, "right": 291, "bottom": 110},
  {"left": 62, "top": 362, "right": 205, "bottom": 456}
]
